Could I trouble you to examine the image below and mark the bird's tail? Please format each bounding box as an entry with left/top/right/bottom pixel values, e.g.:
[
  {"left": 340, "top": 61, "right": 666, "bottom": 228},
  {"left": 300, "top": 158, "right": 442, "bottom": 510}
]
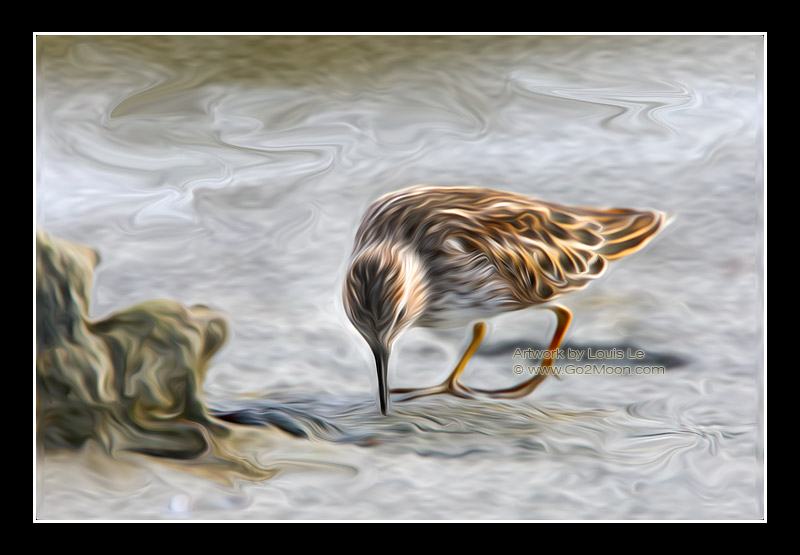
[{"left": 573, "top": 207, "right": 673, "bottom": 261}]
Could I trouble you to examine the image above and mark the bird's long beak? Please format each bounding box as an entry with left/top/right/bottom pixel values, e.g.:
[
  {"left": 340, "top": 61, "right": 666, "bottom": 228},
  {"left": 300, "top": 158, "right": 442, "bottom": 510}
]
[{"left": 372, "top": 344, "right": 390, "bottom": 415}]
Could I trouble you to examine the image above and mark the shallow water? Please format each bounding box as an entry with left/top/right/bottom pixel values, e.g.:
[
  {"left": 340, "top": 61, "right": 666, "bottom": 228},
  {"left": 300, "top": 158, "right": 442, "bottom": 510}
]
[{"left": 35, "top": 34, "right": 764, "bottom": 520}]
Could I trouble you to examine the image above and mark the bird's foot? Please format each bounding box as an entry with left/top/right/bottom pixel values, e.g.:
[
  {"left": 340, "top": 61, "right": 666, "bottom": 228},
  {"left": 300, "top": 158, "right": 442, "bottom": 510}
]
[
  {"left": 391, "top": 379, "right": 475, "bottom": 402},
  {"left": 459, "top": 374, "right": 550, "bottom": 399},
  {"left": 392, "top": 373, "right": 551, "bottom": 402}
]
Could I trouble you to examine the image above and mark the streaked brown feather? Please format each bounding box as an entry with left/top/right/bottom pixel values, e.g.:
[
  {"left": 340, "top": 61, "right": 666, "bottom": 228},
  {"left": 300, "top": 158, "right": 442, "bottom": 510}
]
[{"left": 347, "top": 185, "right": 669, "bottom": 327}]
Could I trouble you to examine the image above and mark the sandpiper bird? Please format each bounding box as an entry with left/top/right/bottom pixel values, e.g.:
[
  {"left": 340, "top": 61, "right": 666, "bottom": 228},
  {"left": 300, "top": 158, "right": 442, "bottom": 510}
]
[{"left": 343, "top": 185, "right": 670, "bottom": 415}]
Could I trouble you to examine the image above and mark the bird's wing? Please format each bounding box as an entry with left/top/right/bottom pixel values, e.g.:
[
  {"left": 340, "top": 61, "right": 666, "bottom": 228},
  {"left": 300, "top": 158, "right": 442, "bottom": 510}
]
[{"left": 439, "top": 194, "right": 668, "bottom": 304}]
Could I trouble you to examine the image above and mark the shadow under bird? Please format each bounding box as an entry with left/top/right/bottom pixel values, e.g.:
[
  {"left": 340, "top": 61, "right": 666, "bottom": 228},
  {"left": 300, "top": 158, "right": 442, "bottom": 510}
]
[{"left": 343, "top": 185, "right": 670, "bottom": 415}]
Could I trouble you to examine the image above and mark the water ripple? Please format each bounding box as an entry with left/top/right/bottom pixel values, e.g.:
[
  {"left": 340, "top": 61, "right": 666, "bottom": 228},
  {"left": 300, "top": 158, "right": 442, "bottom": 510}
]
[{"left": 509, "top": 71, "right": 696, "bottom": 136}]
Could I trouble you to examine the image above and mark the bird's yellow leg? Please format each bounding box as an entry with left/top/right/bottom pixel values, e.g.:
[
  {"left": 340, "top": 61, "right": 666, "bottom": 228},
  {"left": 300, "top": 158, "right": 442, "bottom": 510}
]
[
  {"left": 392, "top": 321, "right": 487, "bottom": 401},
  {"left": 472, "top": 304, "right": 572, "bottom": 399},
  {"left": 444, "top": 321, "right": 486, "bottom": 391}
]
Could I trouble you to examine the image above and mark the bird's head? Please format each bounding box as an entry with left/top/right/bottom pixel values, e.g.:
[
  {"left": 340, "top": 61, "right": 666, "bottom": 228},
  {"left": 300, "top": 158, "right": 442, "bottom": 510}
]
[{"left": 343, "top": 243, "right": 428, "bottom": 415}]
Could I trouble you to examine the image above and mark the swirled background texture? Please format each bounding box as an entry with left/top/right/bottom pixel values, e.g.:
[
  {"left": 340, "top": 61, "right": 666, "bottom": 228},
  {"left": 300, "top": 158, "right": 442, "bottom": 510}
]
[{"left": 35, "top": 34, "right": 764, "bottom": 520}]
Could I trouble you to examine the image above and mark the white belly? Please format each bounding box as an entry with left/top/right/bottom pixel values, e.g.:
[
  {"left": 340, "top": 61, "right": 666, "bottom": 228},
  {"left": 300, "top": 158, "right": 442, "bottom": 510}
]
[{"left": 418, "top": 285, "right": 523, "bottom": 329}]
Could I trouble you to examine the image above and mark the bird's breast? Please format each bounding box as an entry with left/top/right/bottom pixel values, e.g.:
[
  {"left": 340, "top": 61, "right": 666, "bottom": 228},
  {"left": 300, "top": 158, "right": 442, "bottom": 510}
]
[{"left": 416, "top": 260, "right": 523, "bottom": 329}]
